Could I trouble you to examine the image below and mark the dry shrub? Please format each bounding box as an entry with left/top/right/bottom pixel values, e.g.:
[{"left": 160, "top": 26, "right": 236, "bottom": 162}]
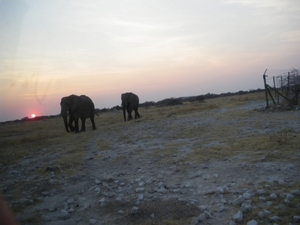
[{"left": 269, "top": 129, "right": 295, "bottom": 145}]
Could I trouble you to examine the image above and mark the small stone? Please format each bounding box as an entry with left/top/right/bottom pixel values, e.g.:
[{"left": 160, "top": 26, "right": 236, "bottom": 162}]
[
  {"left": 258, "top": 210, "right": 271, "bottom": 219},
  {"left": 241, "top": 203, "right": 252, "bottom": 214},
  {"left": 232, "top": 196, "right": 245, "bottom": 206},
  {"left": 204, "top": 211, "right": 212, "bottom": 219},
  {"left": 89, "top": 219, "right": 97, "bottom": 224},
  {"left": 135, "top": 188, "right": 145, "bottom": 193},
  {"left": 197, "top": 213, "right": 206, "bottom": 221},
  {"left": 229, "top": 220, "right": 236, "bottom": 225},
  {"left": 232, "top": 211, "right": 243, "bottom": 222},
  {"left": 269, "top": 215, "right": 281, "bottom": 222},
  {"left": 59, "top": 209, "right": 70, "bottom": 220},
  {"left": 216, "top": 186, "right": 224, "bottom": 194},
  {"left": 48, "top": 206, "right": 56, "bottom": 212},
  {"left": 131, "top": 206, "right": 139, "bottom": 215},
  {"left": 293, "top": 215, "right": 300, "bottom": 222},
  {"left": 95, "top": 179, "right": 101, "bottom": 185},
  {"left": 269, "top": 193, "right": 278, "bottom": 199},
  {"left": 247, "top": 219, "right": 258, "bottom": 225},
  {"left": 256, "top": 189, "right": 266, "bottom": 195},
  {"left": 243, "top": 192, "right": 251, "bottom": 199},
  {"left": 286, "top": 193, "right": 295, "bottom": 200},
  {"left": 67, "top": 198, "right": 75, "bottom": 204},
  {"left": 198, "top": 205, "right": 207, "bottom": 212},
  {"left": 291, "top": 190, "right": 300, "bottom": 195}
]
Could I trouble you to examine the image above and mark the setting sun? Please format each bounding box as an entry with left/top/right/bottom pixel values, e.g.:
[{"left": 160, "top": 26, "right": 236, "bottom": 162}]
[{"left": 31, "top": 114, "right": 36, "bottom": 118}]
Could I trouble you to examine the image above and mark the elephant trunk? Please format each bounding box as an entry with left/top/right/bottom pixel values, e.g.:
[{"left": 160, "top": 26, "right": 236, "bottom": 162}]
[
  {"left": 122, "top": 105, "right": 126, "bottom": 121},
  {"left": 61, "top": 110, "right": 70, "bottom": 132}
]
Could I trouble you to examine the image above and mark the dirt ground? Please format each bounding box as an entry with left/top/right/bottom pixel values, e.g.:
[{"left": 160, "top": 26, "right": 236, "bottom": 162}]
[{"left": 1, "top": 96, "right": 300, "bottom": 225}]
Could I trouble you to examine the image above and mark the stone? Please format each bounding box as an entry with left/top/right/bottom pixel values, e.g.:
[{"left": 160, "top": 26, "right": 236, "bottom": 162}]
[
  {"left": 198, "top": 205, "right": 207, "bottom": 212},
  {"left": 246, "top": 219, "right": 258, "bottom": 225},
  {"left": 135, "top": 188, "right": 145, "bottom": 193},
  {"left": 89, "top": 219, "right": 97, "bottom": 224},
  {"left": 95, "top": 179, "right": 101, "bottom": 185},
  {"left": 269, "top": 193, "right": 278, "bottom": 199},
  {"left": 204, "top": 211, "right": 212, "bottom": 219},
  {"left": 197, "top": 213, "right": 206, "bottom": 221},
  {"left": 229, "top": 220, "right": 236, "bottom": 225},
  {"left": 232, "top": 196, "right": 245, "bottom": 206},
  {"left": 216, "top": 186, "right": 224, "bottom": 194},
  {"left": 269, "top": 216, "right": 281, "bottom": 222},
  {"left": 232, "top": 211, "right": 243, "bottom": 222},
  {"left": 256, "top": 189, "right": 266, "bottom": 195},
  {"left": 243, "top": 192, "right": 251, "bottom": 199},
  {"left": 59, "top": 209, "right": 70, "bottom": 220},
  {"left": 293, "top": 216, "right": 300, "bottom": 222},
  {"left": 258, "top": 209, "right": 271, "bottom": 219},
  {"left": 241, "top": 202, "right": 252, "bottom": 214},
  {"left": 131, "top": 206, "right": 139, "bottom": 215}
]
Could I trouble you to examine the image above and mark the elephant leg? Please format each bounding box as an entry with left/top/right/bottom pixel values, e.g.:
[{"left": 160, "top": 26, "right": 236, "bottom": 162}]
[
  {"left": 80, "top": 117, "right": 86, "bottom": 132},
  {"left": 74, "top": 119, "right": 80, "bottom": 133},
  {"left": 134, "top": 110, "right": 140, "bottom": 119},
  {"left": 127, "top": 107, "right": 133, "bottom": 120},
  {"left": 69, "top": 116, "right": 75, "bottom": 132},
  {"left": 90, "top": 116, "right": 97, "bottom": 130}
]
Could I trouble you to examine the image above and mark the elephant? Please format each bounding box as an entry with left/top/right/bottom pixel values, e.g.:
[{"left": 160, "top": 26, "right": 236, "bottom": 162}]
[
  {"left": 121, "top": 92, "right": 140, "bottom": 121},
  {"left": 60, "top": 94, "right": 97, "bottom": 133}
]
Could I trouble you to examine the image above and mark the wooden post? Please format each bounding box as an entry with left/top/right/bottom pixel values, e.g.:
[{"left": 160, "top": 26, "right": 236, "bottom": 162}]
[
  {"left": 273, "top": 76, "right": 279, "bottom": 104},
  {"left": 263, "top": 69, "right": 269, "bottom": 109}
]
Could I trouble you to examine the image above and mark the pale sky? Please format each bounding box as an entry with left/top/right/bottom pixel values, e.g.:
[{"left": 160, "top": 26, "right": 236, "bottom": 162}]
[{"left": 0, "top": 0, "right": 299, "bottom": 122}]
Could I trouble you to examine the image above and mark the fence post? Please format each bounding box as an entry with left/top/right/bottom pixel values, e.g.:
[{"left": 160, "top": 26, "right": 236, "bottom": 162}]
[{"left": 263, "top": 69, "right": 269, "bottom": 109}]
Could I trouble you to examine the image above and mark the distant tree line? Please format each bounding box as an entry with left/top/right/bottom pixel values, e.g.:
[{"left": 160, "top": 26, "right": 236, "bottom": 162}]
[{"left": 2, "top": 88, "right": 264, "bottom": 124}]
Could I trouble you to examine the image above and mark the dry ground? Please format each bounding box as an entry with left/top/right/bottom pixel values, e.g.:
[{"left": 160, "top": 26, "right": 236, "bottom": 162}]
[{"left": 0, "top": 92, "right": 300, "bottom": 225}]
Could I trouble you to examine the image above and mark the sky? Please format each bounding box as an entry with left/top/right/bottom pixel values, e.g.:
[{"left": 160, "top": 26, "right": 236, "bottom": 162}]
[{"left": 0, "top": 0, "right": 299, "bottom": 122}]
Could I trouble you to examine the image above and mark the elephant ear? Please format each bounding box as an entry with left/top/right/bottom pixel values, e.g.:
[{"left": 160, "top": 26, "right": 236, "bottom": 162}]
[{"left": 70, "top": 95, "right": 81, "bottom": 112}]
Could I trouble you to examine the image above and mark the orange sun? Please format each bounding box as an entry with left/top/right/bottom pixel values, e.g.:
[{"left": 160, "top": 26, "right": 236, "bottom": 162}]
[{"left": 31, "top": 114, "right": 36, "bottom": 118}]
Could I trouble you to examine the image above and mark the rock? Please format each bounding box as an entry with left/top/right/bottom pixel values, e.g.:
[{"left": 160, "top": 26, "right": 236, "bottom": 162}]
[
  {"left": 229, "top": 220, "right": 236, "bottom": 225},
  {"left": 232, "top": 196, "right": 245, "bottom": 206},
  {"left": 243, "top": 192, "right": 251, "bottom": 199},
  {"left": 191, "top": 217, "right": 199, "bottom": 225},
  {"left": 256, "top": 189, "right": 266, "bottom": 195},
  {"left": 59, "top": 209, "right": 70, "bottom": 220},
  {"left": 197, "top": 213, "right": 206, "bottom": 222},
  {"left": 198, "top": 205, "right": 207, "bottom": 212},
  {"left": 269, "top": 215, "right": 281, "bottom": 222},
  {"left": 269, "top": 193, "right": 278, "bottom": 199},
  {"left": 291, "top": 190, "right": 300, "bottom": 195},
  {"left": 232, "top": 211, "right": 243, "bottom": 222},
  {"left": 67, "top": 198, "right": 75, "bottom": 204},
  {"left": 95, "top": 179, "right": 101, "bottom": 185},
  {"left": 258, "top": 209, "right": 271, "bottom": 219},
  {"left": 293, "top": 215, "right": 300, "bottom": 222},
  {"left": 204, "top": 211, "right": 212, "bottom": 219},
  {"left": 247, "top": 219, "right": 258, "bottom": 225},
  {"left": 241, "top": 202, "right": 252, "bottom": 213},
  {"left": 89, "top": 219, "right": 97, "bottom": 224},
  {"left": 135, "top": 188, "right": 145, "bottom": 193},
  {"left": 131, "top": 206, "right": 139, "bottom": 215},
  {"left": 285, "top": 193, "right": 295, "bottom": 200},
  {"left": 48, "top": 206, "right": 56, "bottom": 212},
  {"left": 216, "top": 186, "right": 224, "bottom": 194}
]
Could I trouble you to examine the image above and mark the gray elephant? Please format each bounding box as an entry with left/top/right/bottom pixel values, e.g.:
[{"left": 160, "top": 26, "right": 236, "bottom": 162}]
[
  {"left": 60, "top": 94, "right": 97, "bottom": 133},
  {"left": 121, "top": 92, "right": 140, "bottom": 121}
]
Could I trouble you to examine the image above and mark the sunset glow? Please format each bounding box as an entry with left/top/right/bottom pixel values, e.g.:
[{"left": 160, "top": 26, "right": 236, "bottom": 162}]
[
  {"left": 0, "top": 0, "right": 299, "bottom": 122},
  {"left": 31, "top": 114, "right": 36, "bottom": 118}
]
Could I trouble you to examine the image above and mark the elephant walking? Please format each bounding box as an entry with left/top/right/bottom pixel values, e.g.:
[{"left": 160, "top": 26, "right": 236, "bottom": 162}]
[
  {"left": 60, "top": 94, "right": 97, "bottom": 133},
  {"left": 121, "top": 92, "right": 140, "bottom": 121}
]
